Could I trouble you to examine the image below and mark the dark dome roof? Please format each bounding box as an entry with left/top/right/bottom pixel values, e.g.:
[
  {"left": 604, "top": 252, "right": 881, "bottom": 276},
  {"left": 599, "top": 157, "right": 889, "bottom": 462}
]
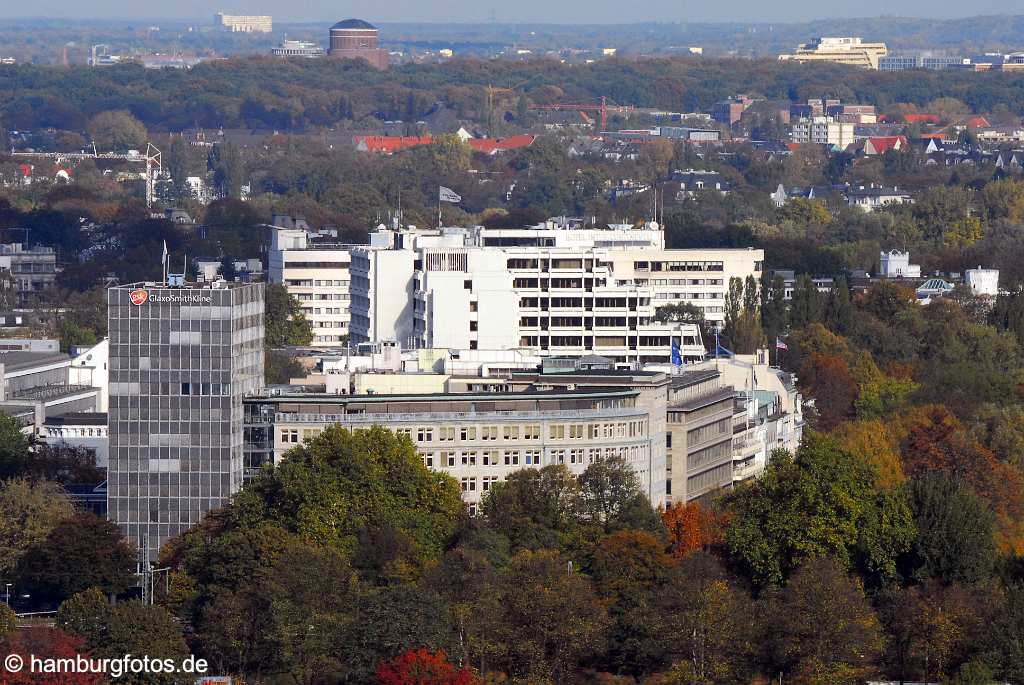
[{"left": 330, "top": 18, "right": 377, "bottom": 30}]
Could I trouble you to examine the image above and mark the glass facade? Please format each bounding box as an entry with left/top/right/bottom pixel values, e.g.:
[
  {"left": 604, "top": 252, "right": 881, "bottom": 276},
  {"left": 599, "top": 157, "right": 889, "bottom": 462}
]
[{"left": 107, "top": 283, "right": 264, "bottom": 562}]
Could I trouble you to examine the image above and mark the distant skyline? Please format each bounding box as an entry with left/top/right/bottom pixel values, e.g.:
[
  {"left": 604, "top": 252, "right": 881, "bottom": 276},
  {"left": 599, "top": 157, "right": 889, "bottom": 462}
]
[{"left": 5, "top": 0, "right": 1022, "bottom": 24}]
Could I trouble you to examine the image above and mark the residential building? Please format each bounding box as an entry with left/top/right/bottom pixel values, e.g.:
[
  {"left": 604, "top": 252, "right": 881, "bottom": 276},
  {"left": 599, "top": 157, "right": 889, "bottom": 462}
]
[
  {"left": 107, "top": 281, "right": 264, "bottom": 562},
  {"left": 70, "top": 339, "right": 109, "bottom": 412},
  {"left": 269, "top": 223, "right": 354, "bottom": 346},
  {"left": 778, "top": 37, "right": 888, "bottom": 70},
  {"left": 659, "top": 127, "right": 721, "bottom": 142},
  {"left": 214, "top": 13, "right": 272, "bottom": 32},
  {"left": 0, "top": 243, "right": 58, "bottom": 305},
  {"left": 790, "top": 116, "right": 856, "bottom": 148},
  {"left": 243, "top": 386, "right": 661, "bottom": 509},
  {"left": 916, "top": 278, "right": 955, "bottom": 303},
  {"left": 879, "top": 250, "right": 921, "bottom": 279},
  {"left": 271, "top": 40, "right": 325, "bottom": 58},
  {"left": 847, "top": 185, "right": 912, "bottom": 211}
]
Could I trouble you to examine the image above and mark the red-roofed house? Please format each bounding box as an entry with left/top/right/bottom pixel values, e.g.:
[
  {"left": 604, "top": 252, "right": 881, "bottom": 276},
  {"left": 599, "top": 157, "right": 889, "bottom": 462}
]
[
  {"left": 864, "top": 136, "right": 908, "bottom": 155},
  {"left": 963, "top": 116, "right": 991, "bottom": 129},
  {"left": 904, "top": 113, "right": 940, "bottom": 125},
  {"left": 354, "top": 134, "right": 536, "bottom": 155}
]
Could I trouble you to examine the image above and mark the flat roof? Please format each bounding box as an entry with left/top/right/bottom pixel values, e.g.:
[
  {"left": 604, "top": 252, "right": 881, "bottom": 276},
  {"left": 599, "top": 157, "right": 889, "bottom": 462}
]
[
  {"left": 43, "top": 412, "right": 107, "bottom": 426},
  {"left": 669, "top": 387, "right": 736, "bottom": 412},
  {"left": 114, "top": 281, "right": 258, "bottom": 291},
  {"left": 247, "top": 387, "right": 639, "bottom": 405},
  {"left": 671, "top": 369, "right": 720, "bottom": 389},
  {"left": 0, "top": 351, "right": 69, "bottom": 371}
]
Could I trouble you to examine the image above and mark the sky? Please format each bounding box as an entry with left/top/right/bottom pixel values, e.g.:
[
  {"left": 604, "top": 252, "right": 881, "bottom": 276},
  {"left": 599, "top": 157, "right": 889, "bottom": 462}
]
[{"left": 5, "top": 0, "right": 1021, "bottom": 23}]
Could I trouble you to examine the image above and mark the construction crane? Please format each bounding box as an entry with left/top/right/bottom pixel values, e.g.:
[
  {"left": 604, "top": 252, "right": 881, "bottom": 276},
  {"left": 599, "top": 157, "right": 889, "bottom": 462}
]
[
  {"left": 12, "top": 142, "right": 162, "bottom": 207},
  {"left": 528, "top": 96, "right": 635, "bottom": 131},
  {"left": 484, "top": 73, "right": 544, "bottom": 135}
]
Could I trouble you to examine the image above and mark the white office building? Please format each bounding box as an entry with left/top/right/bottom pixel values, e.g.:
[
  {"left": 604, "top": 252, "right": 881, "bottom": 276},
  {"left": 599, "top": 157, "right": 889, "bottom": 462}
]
[
  {"left": 790, "top": 116, "right": 856, "bottom": 148},
  {"left": 350, "top": 222, "right": 763, "bottom": 366}
]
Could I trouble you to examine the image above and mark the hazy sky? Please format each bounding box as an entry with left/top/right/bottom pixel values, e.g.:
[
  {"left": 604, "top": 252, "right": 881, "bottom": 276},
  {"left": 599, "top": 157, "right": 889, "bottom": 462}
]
[{"left": 6, "top": 0, "right": 1021, "bottom": 23}]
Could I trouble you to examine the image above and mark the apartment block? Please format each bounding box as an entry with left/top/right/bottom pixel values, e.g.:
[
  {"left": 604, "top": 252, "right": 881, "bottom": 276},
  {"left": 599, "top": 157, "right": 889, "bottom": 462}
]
[
  {"left": 107, "top": 281, "right": 264, "bottom": 562},
  {"left": 269, "top": 225, "right": 354, "bottom": 346},
  {"left": 0, "top": 243, "right": 58, "bottom": 305},
  {"left": 214, "top": 13, "right": 272, "bottom": 32},
  {"left": 790, "top": 116, "right": 855, "bottom": 148}
]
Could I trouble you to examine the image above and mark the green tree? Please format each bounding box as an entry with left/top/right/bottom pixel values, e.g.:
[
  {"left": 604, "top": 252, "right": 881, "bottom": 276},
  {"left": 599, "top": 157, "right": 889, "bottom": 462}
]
[
  {"left": 723, "top": 433, "right": 915, "bottom": 588},
  {"left": 59, "top": 588, "right": 190, "bottom": 685},
  {"left": 823, "top": 277, "right": 854, "bottom": 334},
  {"left": 0, "top": 413, "right": 31, "bottom": 480},
  {"left": 487, "top": 549, "right": 608, "bottom": 682},
  {"left": 230, "top": 426, "right": 463, "bottom": 575},
  {"left": 761, "top": 275, "right": 788, "bottom": 344},
  {"left": 264, "top": 283, "right": 313, "bottom": 347},
  {"left": 209, "top": 142, "right": 246, "bottom": 199},
  {"left": 654, "top": 302, "right": 704, "bottom": 324},
  {"left": 0, "top": 478, "right": 74, "bottom": 576},
  {"left": 481, "top": 465, "right": 583, "bottom": 553},
  {"left": 87, "top": 110, "right": 147, "bottom": 151},
  {"left": 789, "top": 275, "right": 824, "bottom": 330},
  {"left": 14, "top": 514, "right": 135, "bottom": 605},
  {"left": 902, "top": 473, "right": 996, "bottom": 584},
  {"left": 578, "top": 456, "right": 665, "bottom": 538}
]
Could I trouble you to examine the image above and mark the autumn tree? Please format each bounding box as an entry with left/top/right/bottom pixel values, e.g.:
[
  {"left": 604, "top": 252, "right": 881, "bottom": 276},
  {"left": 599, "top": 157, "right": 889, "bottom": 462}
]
[
  {"left": 590, "top": 530, "right": 675, "bottom": 676},
  {"left": 377, "top": 649, "right": 480, "bottom": 685},
  {"left": 655, "top": 552, "right": 756, "bottom": 685},
  {"left": 0, "top": 627, "right": 104, "bottom": 684},
  {"left": 766, "top": 557, "right": 883, "bottom": 685},
  {"left": 662, "top": 501, "right": 724, "bottom": 558}
]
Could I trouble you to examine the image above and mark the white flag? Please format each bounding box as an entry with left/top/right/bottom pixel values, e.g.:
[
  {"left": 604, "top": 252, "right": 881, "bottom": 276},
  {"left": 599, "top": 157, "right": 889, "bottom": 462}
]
[
  {"left": 162, "top": 240, "right": 168, "bottom": 261},
  {"left": 439, "top": 186, "right": 462, "bottom": 203}
]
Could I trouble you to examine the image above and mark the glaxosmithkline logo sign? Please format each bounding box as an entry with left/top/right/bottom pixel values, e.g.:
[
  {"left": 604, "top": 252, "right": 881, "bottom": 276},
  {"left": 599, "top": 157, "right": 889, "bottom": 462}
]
[{"left": 129, "top": 289, "right": 212, "bottom": 305}]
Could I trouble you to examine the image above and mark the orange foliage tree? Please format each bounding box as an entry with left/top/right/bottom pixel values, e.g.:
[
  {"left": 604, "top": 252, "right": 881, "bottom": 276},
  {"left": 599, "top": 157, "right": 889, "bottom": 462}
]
[
  {"left": 377, "top": 649, "right": 480, "bottom": 685},
  {"left": 662, "top": 502, "right": 724, "bottom": 558},
  {"left": 801, "top": 352, "right": 858, "bottom": 430},
  {"left": 899, "top": 405, "right": 1024, "bottom": 554},
  {"left": 830, "top": 420, "right": 906, "bottom": 490}
]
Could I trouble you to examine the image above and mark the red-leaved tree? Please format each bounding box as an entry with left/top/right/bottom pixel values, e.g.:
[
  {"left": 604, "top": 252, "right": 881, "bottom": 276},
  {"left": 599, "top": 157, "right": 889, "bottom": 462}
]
[
  {"left": 377, "top": 649, "right": 480, "bottom": 685},
  {"left": 0, "top": 627, "right": 104, "bottom": 684}
]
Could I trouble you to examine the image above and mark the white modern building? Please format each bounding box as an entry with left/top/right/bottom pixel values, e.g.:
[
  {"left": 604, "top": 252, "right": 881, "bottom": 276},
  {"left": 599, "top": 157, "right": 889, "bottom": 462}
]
[
  {"left": 349, "top": 222, "right": 763, "bottom": 366},
  {"left": 790, "top": 116, "right": 856, "bottom": 148},
  {"left": 269, "top": 221, "right": 355, "bottom": 346},
  {"left": 214, "top": 13, "right": 272, "bottom": 32}
]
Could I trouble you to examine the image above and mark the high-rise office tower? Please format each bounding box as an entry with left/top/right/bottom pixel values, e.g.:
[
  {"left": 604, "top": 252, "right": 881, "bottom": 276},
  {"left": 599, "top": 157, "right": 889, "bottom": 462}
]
[{"left": 107, "top": 281, "right": 264, "bottom": 562}]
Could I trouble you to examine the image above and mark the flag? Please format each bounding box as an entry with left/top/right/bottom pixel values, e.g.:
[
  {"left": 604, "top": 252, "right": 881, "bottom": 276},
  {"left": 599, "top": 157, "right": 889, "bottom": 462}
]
[
  {"left": 439, "top": 186, "right": 462, "bottom": 203},
  {"left": 715, "top": 342, "right": 734, "bottom": 358},
  {"left": 162, "top": 240, "right": 168, "bottom": 262},
  {"left": 775, "top": 337, "right": 789, "bottom": 351},
  {"left": 671, "top": 338, "right": 682, "bottom": 366}
]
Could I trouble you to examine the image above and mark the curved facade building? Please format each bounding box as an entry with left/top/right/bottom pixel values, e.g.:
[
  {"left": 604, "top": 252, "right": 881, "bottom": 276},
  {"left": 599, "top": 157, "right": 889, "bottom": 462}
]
[{"left": 328, "top": 18, "right": 388, "bottom": 69}]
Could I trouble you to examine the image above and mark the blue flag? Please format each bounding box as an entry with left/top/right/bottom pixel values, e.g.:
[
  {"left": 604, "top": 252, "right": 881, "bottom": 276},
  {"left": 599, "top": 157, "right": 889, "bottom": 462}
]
[
  {"left": 715, "top": 343, "right": 734, "bottom": 358},
  {"left": 671, "top": 338, "right": 682, "bottom": 366}
]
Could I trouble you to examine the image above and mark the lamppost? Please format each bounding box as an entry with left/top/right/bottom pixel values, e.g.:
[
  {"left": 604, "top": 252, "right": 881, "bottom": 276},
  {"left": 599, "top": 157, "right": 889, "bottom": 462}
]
[{"left": 5, "top": 583, "right": 11, "bottom": 605}]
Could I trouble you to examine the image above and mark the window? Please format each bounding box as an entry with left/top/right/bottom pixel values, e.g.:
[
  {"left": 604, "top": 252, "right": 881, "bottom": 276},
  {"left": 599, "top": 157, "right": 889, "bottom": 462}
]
[
  {"left": 525, "top": 450, "right": 541, "bottom": 465},
  {"left": 416, "top": 428, "right": 434, "bottom": 442},
  {"left": 549, "top": 424, "right": 565, "bottom": 439},
  {"left": 503, "top": 450, "right": 519, "bottom": 466},
  {"left": 424, "top": 455, "right": 434, "bottom": 468},
  {"left": 439, "top": 427, "right": 456, "bottom": 442},
  {"left": 460, "top": 427, "right": 477, "bottom": 441},
  {"left": 461, "top": 453, "right": 477, "bottom": 466},
  {"left": 569, "top": 424, "right": 584, "bottom": 439},
  {"left": 524, "top": 425, "right": 540, "bottom": 440},
  {"left": 281, "top": 429, "right": 299, "bottom": 443},
  {"left": 481, "top": 426, "right": 498, "bottom": 441},
  {"left": 445, "top": 452, "right": 456, "bottom": 467},
  {"left": 503, "top": 426, "right": 519, "bottom": 440}
]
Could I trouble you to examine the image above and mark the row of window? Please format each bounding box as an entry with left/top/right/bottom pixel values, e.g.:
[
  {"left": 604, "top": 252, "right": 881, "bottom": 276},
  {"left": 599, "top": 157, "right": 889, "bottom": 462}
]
[
  {"left": 426, "top": 444, "right": 644, "bottom": 471},
  {"left": 399, "top": 421, "right": 643, "bottom": 443}
]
